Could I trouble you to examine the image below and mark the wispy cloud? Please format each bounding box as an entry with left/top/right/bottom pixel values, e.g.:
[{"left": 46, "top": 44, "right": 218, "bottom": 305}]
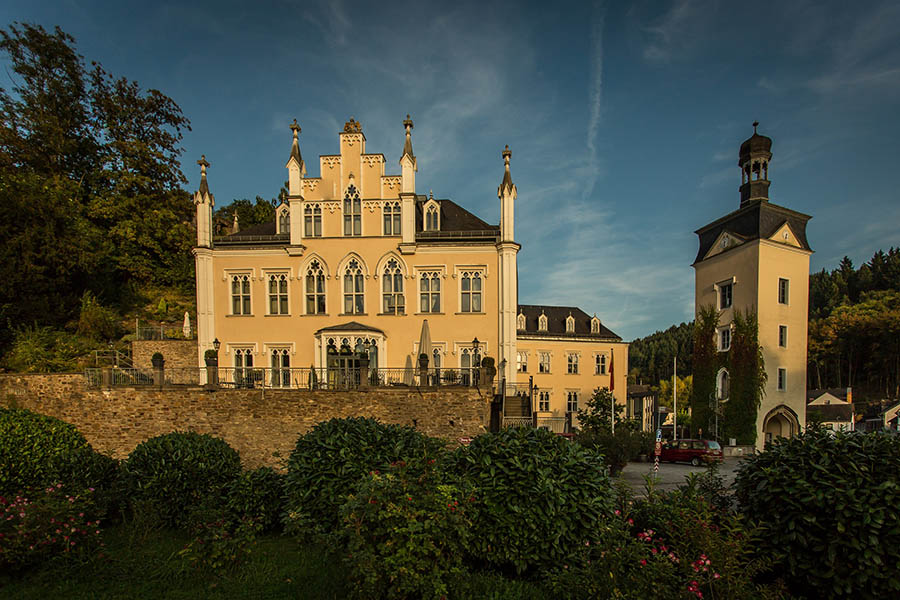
[
  {"left": 585, "top": 1, "right": 608, "bottom": 199},
  {"left": 642, "top": 0, "right": 709, "bottom": 63}
]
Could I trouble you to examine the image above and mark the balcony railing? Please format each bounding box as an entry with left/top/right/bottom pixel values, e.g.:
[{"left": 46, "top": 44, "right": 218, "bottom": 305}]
[
  {"left": 83, "top": 366, "right": 485, "bottom": 390},
  {"left": 501, "top": 415, "right": 569, "bottom": 433}
]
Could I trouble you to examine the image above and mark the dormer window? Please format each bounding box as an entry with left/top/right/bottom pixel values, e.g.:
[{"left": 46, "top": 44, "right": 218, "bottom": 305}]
[
  {"left": 425, "top": 205, "right": 439, "bottom": 231},
  {"left": 538, "top": 313, "right": 548, "bottom": 331},
  {"left": 517, "top": 313, "right": 526, "bottom": 330},
  {"left": 591, "top": 317, "right": 600, "bottom": 334},
  {"left": 565, "top": 315, "right": 575, "bottom": 333}
]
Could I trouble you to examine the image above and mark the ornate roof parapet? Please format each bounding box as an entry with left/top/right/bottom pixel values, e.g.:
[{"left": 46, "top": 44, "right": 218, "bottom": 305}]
[{"left": 343, "top": 117, "right": 363, "bottom": 134}]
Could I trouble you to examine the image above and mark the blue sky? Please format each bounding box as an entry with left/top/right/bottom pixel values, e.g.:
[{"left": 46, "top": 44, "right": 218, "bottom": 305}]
[{"left": 3, "top": 1, "right": 899, "bottom": 341}]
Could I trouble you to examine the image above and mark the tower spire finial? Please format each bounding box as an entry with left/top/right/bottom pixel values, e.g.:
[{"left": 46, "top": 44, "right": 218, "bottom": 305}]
[
  {"left": 402, "top": 114, "right": 415, "bottom": 160},
  {"left": 499, "top": 145, "right": 514, "bottom": 193},
  {"left": 287, "top": 119, "right": 304, "bottom": 173},
  {"left": 753, "top": 121, "right": 759, "bottom": 134},
  {"left": 197, "top": 155, "right": 210, "bottom": 195},
  {"left": 290, "top": 118, "right": 301, "bottom": 137}
]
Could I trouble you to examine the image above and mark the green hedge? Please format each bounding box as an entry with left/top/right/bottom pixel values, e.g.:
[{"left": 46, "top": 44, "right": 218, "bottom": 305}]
[
  {"left": 283, "top": 417, "right": 446, "bottom": 533},
  {"left": 123, "top": 431, "right": 242, "bottom": 529},
  {"left": 448, "top": 427, "right": 614, "bottom": 575},
  {"left": 735, "top": 429, "right": 900, "bottom": 599}
]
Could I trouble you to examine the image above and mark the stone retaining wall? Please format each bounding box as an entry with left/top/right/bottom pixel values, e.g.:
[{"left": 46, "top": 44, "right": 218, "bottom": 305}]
[
  {"left": 0, "top": 374, "right": 491, "bottom": 469},
  {"left": 131, "top": 340, "right": 198, "bottom": 369}
]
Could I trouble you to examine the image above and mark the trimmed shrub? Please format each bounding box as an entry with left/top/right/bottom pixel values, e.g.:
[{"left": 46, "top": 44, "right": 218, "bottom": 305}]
[
  {"left": 448, "top": 427, "right": 614, "bottom": 575},
  {"left": 735, "top": 429, "right": 900, "bottom": 599},
  {"left": 284, "top": 417, "right": 446, "bottom": 533},
  {"left": 0, "top": 408, "right": 117, "bottom": 498},
  {"left": 339, "top": 460, "right": 470, "bottom": 599},
  {"left": 225, "top": 467, "right": 285, "bottom": 533},
  {"left": 123, "top": 431, "right": 241, "bottom": 529}
]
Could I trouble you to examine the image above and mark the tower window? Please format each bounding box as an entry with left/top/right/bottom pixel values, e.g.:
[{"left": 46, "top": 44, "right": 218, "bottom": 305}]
[
  {"left": 719, "top": 328, "right": 731, "bottom": 352},
  {"left": 778, "top": 278, "right": 790, "bottom": 305},
  {"left": 779, "top": 325, "right": 788, "bottom": 348},
  {"left": 777, "top": 368, "right": 787, "bottom": 391},
  {"left": 719, "top": 282, "right": 733, "bottom": 309}
]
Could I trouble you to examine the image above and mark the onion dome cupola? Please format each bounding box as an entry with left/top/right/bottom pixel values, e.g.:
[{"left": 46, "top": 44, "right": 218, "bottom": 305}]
[{"left": 738, "top": 121, "right": 772, "bottom": 207}]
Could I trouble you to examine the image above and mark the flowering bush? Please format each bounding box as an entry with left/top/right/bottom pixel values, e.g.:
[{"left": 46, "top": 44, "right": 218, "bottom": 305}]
[
  {"left": 178, "top": 516, "right": 261, "bottom": 575},
  {"left": 448, "top": 427, "right": 614, "bottom": 575},
  {"left": 123, "top": 431, "right": 241, "bottom": 529},
  {"left": 284, "top": 417, "right": 446, "bottom": 533},
  {"left": 0, "top": 483, "right": 103, "bottom": 571},
  {"left": 339, "top": 460, "right": 470, "bottom": 600}
]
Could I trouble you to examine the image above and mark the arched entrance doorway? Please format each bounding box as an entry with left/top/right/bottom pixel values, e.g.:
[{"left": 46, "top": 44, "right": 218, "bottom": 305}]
[{"left": 763, "top": 405, "right": 800, "bottom": 445}]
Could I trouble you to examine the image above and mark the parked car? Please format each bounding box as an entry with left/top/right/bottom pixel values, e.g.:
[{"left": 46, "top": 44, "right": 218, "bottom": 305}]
[{"left": 660, "top": 439, "right": 723, "bottom": 466}]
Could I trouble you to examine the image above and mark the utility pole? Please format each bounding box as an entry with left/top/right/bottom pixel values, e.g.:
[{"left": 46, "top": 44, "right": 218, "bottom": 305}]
[{"left": 673, "top": 356, "right": 678, "bottom": 441}]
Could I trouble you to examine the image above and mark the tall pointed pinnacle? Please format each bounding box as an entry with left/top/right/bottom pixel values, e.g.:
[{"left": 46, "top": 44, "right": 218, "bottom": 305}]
[
  {"left": 288, "top": 119, "right": 306, "bottom": 175},
  {"left": 499, "top": 145, "right": 514, "bottom": 196},
  {"left": 402, "top": 114, "right": 415, "bottom": 158},
  {"left": 197, "top": 155, "right": 210, "bottom": 196}
]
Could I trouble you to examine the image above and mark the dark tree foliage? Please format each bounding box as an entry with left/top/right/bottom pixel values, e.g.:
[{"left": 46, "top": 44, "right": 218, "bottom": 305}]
[
  {"left": 808, "top": 248, "right": 900, "bottom": 402},
  {"left": 0, "top": 23, "right": 193, "bottom": 352},
  {"left": 214, "top": 196, "right": 277, "bottom": 232},
  {"left": 723, "top": 309, "right": 766, "bottom": 446},
  {"left": 690, "top": 305, "right": 719, "bottom": 438},
  {"left": 627, "top": 321, "right": 693, "bottom": 385}
]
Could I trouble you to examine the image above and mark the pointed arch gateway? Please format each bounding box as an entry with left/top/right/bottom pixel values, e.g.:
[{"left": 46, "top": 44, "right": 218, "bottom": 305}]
[{"left": 762, "top": 404, "right": 800, "bottom": 445}]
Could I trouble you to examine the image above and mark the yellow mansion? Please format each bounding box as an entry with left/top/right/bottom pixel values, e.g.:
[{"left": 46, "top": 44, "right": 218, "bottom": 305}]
[{"left": 192, "top": 117, "right": 627, "bottom": 426}]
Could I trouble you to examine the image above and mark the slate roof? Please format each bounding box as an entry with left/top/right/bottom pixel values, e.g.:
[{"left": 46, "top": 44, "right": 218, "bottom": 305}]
[
  {"left": 808, "top": 388, "right": 850, "bottom": 403},
  {"left": 517, "top": 304, "right": 622, "bottom": 340},
  {"left": 694, "top": 199, "right": 812, "bottom": 264},
  {"left": 315, "top": 322, "right": 385, "bottom": 334},
  {"left": 415, "top": 197, "right": 499, "bottom": 235}
]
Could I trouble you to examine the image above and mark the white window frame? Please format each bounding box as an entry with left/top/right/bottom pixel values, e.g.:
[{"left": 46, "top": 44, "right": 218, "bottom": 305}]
[
  {"left": 343, "top": 185, "right": 362, "bottom": 236},
  {"left": 343, "top": 258, "right": 365, "bottom": 314},
  {"left": 717, "top": 368, "right": 729, "bottom": 400},
  {"left": 229, "top": 345, "right": 257, "bottom": 386},
  {"left": 266, "top": 345, "right": 294, "bottom": 388},
  {"left": 538, "top": 389, "right": 551, "bottom": 412},
  {"left": 517, "top": 313, "right": 526, "bottom": 330},
  {"left": 538, "top": 313, "right": 548, "bottom": 331},
  {"left": 265, "top": 271, "right": 290, "bottom": 316},
  {"left": 516, "top": 351, "right": 528, "bottom": 373},
  {"left": 278, "top": 206, "right": 290, "bottom": 235},
  {"left": 717, "top": 279, "right": 734, "bottom": 310},
  {"left": 719, "top": 327, "right": 731, "bottom": 352},
  {"left": 591, "top": 317, "right": 600, "bottom": 334},
  {"left": 383, "top": 201, "right": 401, "bottom": 236},
  {"left": 458, "top": 269, "right": 484, "bottom": 313},
  {"left": 778, "top": 278, "right": 790, "bottom": 305},
  {"left": 304, "top": 259, "right": 327, "bottom": 315},
  {"left": 539, "top": 352, "right": 551, "bottom": 374},
  {"left": 381, "top": 258, "right": 405, "bottom": 315},
  {"left": 567, "top": 352, "right": 579, "bottom": 374},
  {"left": 304, "top": 203, "right": 323, "bottom": 237},
  {"left": 565, "top": 315, "right": 575, "bottom": 333},
  {"left": 228, "top": 272, "right": 253, "bottom": 316},
  {"left": 417, "top": 268, "right": 443, "bottom": 314},
  {"left": 424, "top": 198, "right": 440, "bottom": 231}
]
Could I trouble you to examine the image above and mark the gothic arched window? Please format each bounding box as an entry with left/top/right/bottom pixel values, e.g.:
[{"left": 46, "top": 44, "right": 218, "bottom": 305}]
[
  {"left": 278, "top": 210, "right": 290, "bottom": 235},
  {"left": 425, "top": 205, "right": 439, "bottom": 231},
  {"left": 383, "top": 201, "right": 401, "bottom": 235},
  {"left": 304, "top": 204, "right": 322, "bottom": 237},
  {"left": 305, "top": 260, "right": 326, "bottom": 314},
  {"left": 343, "top": 258, "right": 364, "bottom": 314},
  {"left": 382, "top": 258, "right": 404, "bottom": 314}
]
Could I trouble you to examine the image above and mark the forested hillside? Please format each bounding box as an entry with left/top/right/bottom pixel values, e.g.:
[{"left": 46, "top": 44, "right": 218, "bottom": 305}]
[{"left": 627, "top": 322, "right": 693, "bottom": 386}]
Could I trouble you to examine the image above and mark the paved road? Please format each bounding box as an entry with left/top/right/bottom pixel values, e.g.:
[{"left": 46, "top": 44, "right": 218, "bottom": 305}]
[{"left": 619, "top": 457, "right": 744, "bottom": 495}]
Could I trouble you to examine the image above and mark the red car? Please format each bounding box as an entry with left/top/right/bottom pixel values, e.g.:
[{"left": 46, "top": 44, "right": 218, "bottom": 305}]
[{"left": 660, "top": 439, "right": 723, "bottom": 466}]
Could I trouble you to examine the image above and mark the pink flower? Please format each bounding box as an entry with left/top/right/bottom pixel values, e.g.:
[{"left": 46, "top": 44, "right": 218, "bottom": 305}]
[
  {"left": 639, "top": 559, "right": 647, "bottom": 566},
  {"left": 614, "top": 509, "right": 621, "bottom": 515},
  {"left": 713, "top": 573, "right": 721, "bottom": 579}
]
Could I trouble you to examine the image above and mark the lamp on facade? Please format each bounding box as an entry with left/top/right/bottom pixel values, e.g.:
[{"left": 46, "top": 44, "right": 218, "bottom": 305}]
[
  {"left": 213, "top": 338, "right": 221, "bottom": 352},
  {"left": 471, "top": 337, "right": 480, "bottom": 366}
]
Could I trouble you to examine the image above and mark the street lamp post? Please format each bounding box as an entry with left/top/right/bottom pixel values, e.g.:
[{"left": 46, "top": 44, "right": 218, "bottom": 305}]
[{"left": 471, "top": 337, "right": 480, "bottom": 386}]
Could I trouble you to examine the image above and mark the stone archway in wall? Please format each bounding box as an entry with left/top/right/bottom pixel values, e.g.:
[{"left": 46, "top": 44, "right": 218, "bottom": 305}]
[{"left": 763, "top": 405, "right": 800, "bottom": 445}]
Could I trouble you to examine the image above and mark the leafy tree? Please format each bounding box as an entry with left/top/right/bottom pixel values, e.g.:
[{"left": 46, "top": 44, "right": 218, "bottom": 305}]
[
  {"left": 690, "top": 305, "right": 719, "bottom": 438},
  {"left": 214, "top": 196, "right": 276, "bottom": 231},
  {"left": 0, "top": 22, "right": 193, "bottom": 356},
  {"left": 657, "top": 374, "right": 692, "bottom": 410},
  {"left": 724, "top": 309, "right": 766, "bottom": 445}
]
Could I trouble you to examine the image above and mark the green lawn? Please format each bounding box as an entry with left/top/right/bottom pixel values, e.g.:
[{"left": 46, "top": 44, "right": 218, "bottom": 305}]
[{"left": 1, "top": 523, "right": 548, "bottom": 600}]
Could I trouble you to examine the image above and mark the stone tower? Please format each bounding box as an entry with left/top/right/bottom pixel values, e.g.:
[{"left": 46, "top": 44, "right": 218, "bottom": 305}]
[{"left": 692, "top": 124, "right": 812, "bottom": 449}]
